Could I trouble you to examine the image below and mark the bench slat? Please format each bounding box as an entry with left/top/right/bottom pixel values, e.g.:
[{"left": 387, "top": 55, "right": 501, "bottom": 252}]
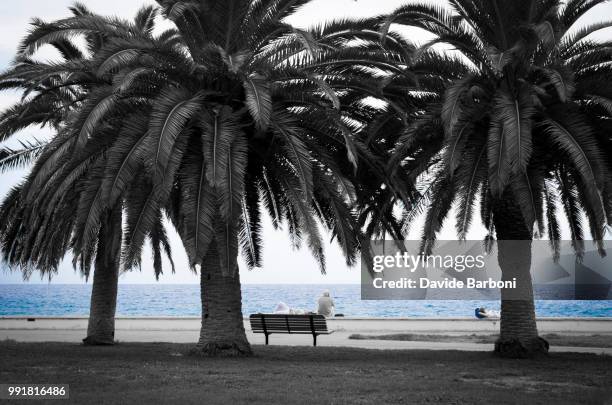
[
  {"left": 251, "top": 328, "right": 329, "bottom": 334},
  {"left": 248, "top": 314, "right": 327, "bottom": 319},
  {"left": 251, "top": 325, "right": 327, "bottom": 332},
  {"left": 250, "top": 320, "right": 327, "bottom": 325},
  {"left": 249, "top": 315, "right": 329, "bottom": 332},
  {"left": 251, "top": 327, "right": 328, "bottom": 332},
  {"left": 250, "top": 321, "right": 327, "bottom": 326}
]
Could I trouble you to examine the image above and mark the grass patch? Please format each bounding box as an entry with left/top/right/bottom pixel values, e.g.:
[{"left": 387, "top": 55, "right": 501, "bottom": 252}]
[
  {"left": 348, "top": 333, "right": 612, "bottom": 348},
  {"left": 0, "top": 341, "right": 611, "bottom": 404}
]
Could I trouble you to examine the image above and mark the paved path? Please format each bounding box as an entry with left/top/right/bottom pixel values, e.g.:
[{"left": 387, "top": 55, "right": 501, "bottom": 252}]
[{"left": 2, "top": 317, "right": 611, "bottom": 355}]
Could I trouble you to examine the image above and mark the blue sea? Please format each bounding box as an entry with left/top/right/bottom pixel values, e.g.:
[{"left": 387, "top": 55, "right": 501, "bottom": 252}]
[{"left": 0, "top": 284, "right": 610, "bottom": 317}]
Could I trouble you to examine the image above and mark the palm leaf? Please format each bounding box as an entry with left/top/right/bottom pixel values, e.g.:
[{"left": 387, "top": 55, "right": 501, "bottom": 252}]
[
  {"left": 244, "top": 74, "right": 272, "bottom": 130},
  {"left": 487, "top": 117, "right": 511, "bottom": 197},
  {"left": 0, "top": 140, "right": 46, "bottom": 173},
  {"left": 148, "top": 88, "right": 203, "bottom": 184},
  {"left": 271, "top": 110, "right": 314, "bottom": 202},
  {"left": 178, "top": 149, "right": 216, "bottom": 268},
  {"left": 493, "top": 85, "right": 535, "bottom": 175}
]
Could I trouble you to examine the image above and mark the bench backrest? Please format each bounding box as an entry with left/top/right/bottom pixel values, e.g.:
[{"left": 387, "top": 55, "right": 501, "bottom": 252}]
[{"left": 249, "top": 314, "right": 329, "bottom": 334}]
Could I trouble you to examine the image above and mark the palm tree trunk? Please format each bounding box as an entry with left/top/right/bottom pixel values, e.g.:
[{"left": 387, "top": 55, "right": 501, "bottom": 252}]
[
  {"left": 83, "top": 208, "right": 122, "bottom": 346},
  {"left": 492, "top": 196, "right": 548, "bottom": 358},
  {"left": 194, "top": 241, "right": 252, "bottom": 356}
]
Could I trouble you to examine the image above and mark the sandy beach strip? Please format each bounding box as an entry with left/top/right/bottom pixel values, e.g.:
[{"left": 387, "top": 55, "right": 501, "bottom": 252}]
[{"left": 1, "top": 317, "right": 611, "bottom": 354}]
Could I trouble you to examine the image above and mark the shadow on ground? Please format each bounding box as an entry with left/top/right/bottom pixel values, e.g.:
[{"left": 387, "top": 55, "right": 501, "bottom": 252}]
[{"left": 348, "top": 333, "right": 612, "bottom": 348}]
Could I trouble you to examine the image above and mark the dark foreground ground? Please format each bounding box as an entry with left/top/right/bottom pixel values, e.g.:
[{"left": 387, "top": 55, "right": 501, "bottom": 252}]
[
  {"left": 1, "top": 341, "right": 611, "bottom": 405},
  {"left": 349, "top": 333, "right": 612, "bottom": 348}
]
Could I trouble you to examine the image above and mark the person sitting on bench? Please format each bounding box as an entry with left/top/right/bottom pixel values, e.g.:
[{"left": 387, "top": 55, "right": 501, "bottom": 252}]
[
  {"left": 273, "top": 302, "right": 306, "bottom": 315},
  {"left": 316, "top": 290, "right": 335, "bottom": 318}
]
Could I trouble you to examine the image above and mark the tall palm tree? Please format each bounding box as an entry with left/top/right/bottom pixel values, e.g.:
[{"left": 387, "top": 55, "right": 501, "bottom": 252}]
[
  {"left": 381, "top": 0, "right": 612, "bottom": 357},
  {"left": 0, "top": 3, "right": 176, "bottom": 345},
  {"left": 11, "top": 0, "right": 385, "bottom": 356}
]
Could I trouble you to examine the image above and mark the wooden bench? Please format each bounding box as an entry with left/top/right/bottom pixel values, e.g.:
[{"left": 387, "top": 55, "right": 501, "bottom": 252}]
[{"left": 249, "top": 314, "right": 332, "bottom": 346}]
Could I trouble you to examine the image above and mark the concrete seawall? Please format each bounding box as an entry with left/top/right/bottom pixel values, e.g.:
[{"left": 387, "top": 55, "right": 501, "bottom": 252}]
[
  {"left": 1, "top": 316, "right": 611, "bottom": 334},
  {"left": 2, "top": 317, "right": 611, "bottom": 354}
]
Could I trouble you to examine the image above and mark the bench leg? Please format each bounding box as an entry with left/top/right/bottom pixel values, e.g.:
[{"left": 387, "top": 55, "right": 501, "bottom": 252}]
[
  {"left": 265, "top": 333, "right": 269, "bottom": 345},
  {"left": 313, "top": 334, "right": 317, "bottom": 347}
]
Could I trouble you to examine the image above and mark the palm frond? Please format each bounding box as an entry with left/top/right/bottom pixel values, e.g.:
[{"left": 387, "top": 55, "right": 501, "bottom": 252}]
[{"left": 0, "top": 140, "right": 46, "bottom": 173}]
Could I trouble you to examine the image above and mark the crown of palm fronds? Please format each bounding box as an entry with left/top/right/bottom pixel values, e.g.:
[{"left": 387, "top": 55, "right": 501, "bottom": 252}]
[
  {"left": 0, "top": 4, "right": 175, "bottom": 279},
  {"left": 379, "top": 0, "right": 612, "bottom": 257},
  {"left": 1, "top": 0, "right": 402, "bottom": 278}
]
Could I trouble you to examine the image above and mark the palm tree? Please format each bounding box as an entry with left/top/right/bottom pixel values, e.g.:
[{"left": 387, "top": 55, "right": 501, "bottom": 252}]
[
  {"left": 0, "top": 3, "right": 176, "bottom": 345},
  {"left": 10, "top": 0, "right": 385, "bottom": 356},
  {"left": 381, "top": 0, "right": 612, "bottom": 357}
]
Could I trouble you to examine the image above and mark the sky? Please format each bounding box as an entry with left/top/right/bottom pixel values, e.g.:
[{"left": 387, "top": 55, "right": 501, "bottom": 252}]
[{"left": 0, "top": 0, "right": 611, "bottom": 285}]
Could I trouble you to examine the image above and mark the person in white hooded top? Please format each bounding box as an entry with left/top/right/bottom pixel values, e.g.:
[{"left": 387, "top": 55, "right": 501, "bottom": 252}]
[{"left": 316, "top": 290, "right": 335, "bottom": 317}]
